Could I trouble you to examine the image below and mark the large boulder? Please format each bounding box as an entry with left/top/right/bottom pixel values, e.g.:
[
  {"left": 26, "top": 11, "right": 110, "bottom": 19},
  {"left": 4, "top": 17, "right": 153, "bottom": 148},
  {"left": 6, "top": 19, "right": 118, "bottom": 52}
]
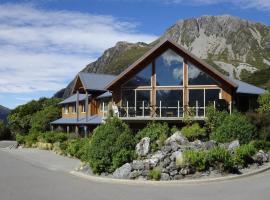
[
  {"left": 228, "top": 140, "right": 240, "bottom": 151},
  {"left": 204, "top": 140, "right": 217, "bottom": 150},
  {"left": 132, "top": 160, "right": 145, "bottom": 170},
  {"left": 165, "top": 131, "right": 188, "bottom": 145},
  {"left": 253, "top": 150, "right": 269, "bottom": 164},
  {"left": 160, "top": 173, "right": 170, "bottom": 181},
  {"left": 113, "top": 163, "right": 132, "bottom": 179},
  {"left": 136, "top": 137, "right": 150, "bottom": 157}
]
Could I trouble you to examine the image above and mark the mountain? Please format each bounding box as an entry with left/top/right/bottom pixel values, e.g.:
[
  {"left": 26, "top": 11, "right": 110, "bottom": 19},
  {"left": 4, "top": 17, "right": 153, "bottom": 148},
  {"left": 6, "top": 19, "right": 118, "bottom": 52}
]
[
  {"left": 0, "top": 105, "right": 10, "bottom": 122},
  {"left": 61, "top": 15, "right": 270, "bottom": 98}
]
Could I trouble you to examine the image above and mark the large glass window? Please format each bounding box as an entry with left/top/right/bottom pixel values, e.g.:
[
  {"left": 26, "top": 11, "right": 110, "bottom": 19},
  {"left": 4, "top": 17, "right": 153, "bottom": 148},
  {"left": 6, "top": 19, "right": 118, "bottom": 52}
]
[
  {"left": 123, "top": 64, "right": 152, "bottom": 87},
  {"left": 205, "top": 89, "right": 220, "bottom": 106},
  {"left": 188, "top": 63, "right": 218, "bottom": 85},
  {"left": 156, "top": 49, "right": 184, "bottom": 86},
  {"left": 122, "top": 90, "right": 135, "bottom": 107},
  {"left": 188, "top": 89, "right": 204, "bottom": 116},
  {"left": 136, "top": 90, "right": 151, "bottom": 117},
  {"left": 156, "top": 90, "right": 183, "bottom": 117}
]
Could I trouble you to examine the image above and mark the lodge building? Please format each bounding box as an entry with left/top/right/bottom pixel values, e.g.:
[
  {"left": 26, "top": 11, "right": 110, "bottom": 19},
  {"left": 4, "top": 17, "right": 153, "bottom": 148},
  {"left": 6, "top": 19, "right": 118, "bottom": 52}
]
[{"left": 51, "top": 39, "right": 266, "bottom": 136}]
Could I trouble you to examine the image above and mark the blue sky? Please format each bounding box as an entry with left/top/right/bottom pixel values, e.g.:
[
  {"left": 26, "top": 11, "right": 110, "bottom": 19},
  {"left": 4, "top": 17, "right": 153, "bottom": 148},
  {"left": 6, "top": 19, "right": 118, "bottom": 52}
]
[{"left": 0, "top": 0, "right": 270, "bottom": 109}]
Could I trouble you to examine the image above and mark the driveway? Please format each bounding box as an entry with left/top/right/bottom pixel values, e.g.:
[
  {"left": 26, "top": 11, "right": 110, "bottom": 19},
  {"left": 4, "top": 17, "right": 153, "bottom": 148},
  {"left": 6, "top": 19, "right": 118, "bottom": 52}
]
[{"left": 0, "top": 146, "right": 270, "bottom": 200}]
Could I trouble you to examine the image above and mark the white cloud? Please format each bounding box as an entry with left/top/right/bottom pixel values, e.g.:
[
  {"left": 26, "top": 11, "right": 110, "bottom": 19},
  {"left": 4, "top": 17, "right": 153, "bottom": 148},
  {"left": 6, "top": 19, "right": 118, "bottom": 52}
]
[{"left": 0, "top": 3, "right": 157, "bottom": 93}]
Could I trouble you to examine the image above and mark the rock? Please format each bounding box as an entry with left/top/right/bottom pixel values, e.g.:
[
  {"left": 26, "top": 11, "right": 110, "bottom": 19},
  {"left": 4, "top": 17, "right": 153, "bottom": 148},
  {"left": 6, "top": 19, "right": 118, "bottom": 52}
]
[
  {"left": 113, "top": 163, "right": 132, "bottom": 179},
  {"left": 160, "top": 173, "right": 170, "bottom": 181},
  {"left": 129, "top": 170, "right": 142, "bottom": 179},
  {"left": 228, "top": 140, "right": 240, "bottom": 151},
  {"left": 190, "top": 140, "right": 204, "bottom": 150},
  {"left": 141, "top": 170, "right": 150, "bottom": 177},
  {"left": 169, "top": 170, "right": 178, "bottom": 177},
  {"left": 136, "top": 137, "right": 150, "bottom": 157},
  {"left": 204, "top": 140, "right": 217, "bottom": 150},
  {"left": 175, "top": 152, "right": 184, "bottom": 167},
  {"left": 253, "top": 150, "right": 269, "bottom": 164},
  {"left": 151, "top": 150, "right": 166, "bottom": 161},
  {"left": 165, "top": 131, "right": 188, "bottom": 145},
  {"left": 161, "top": 145, "right": 172, "bottom": 154},
  {"left": 170, "top": 142, "right": 181, "bottom": 152},
  {"left": 132, "top": 160, "right": 144, "bottom": 170},
  {"left": 167, "top": 162, "right": 178, "bottom": 171},
  {"left": 180, "top": 167, "right": 195, "bottom": 175},
  {"left": 170, "top": 151, "right": 181, "bottom": 161},
  {"left": 174, "top": 174, "right": 184, "bottom": 180},
  {"left": 160, "top": 157, "right": 171, "bottom": 168}
]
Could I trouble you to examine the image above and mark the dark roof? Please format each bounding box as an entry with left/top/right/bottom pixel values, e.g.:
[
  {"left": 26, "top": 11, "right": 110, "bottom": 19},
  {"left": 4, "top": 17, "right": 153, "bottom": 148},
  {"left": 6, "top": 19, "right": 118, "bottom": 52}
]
[
  {"left": 50, "top": 115, "right": 103, "bottom": 125},
  {"left": 59, "top": 94, "right": 90, "bottom": 105},
  {"left": 230, "top": 78, "right": 266, "bottom": 95},
  {"left": 96, "top": 91, "right": 112, "bottom": 99},
  {"left": 105, "top": 39, "right": 238, "bottom": 90},
  {"left": 77, "top": 72, "right": 116, "bottom": 91}
]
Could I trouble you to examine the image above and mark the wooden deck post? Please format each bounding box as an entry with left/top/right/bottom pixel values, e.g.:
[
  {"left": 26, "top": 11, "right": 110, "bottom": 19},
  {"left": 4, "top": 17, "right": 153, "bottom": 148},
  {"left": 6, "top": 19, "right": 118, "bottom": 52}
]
[
  {"left": 85, "top": 91, "right": 89, "bottom": 121},
  {"left": 76, "top": 90, "right": 79, "bottom": 122}
]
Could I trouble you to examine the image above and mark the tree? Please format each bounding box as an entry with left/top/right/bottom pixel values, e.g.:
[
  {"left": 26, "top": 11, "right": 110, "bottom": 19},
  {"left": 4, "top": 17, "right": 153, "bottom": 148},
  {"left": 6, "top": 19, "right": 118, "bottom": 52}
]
[
  {"left": 0, "top": 120, "right": 11, "bottom": 140},
  {"left": 8, "top": 98, "right": 62, "bottom": 135}
]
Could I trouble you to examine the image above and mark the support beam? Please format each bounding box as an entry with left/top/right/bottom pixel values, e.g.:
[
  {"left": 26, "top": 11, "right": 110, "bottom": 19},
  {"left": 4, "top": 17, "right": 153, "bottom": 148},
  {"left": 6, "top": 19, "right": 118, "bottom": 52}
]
[
  {"left": 67, "top": 125, "right": 70, "bottom": 134},
  {"left": 85, "top": 91, "right": 89, "bottom": 121},
  {"left": 183, "top": 61, "right": 188, "bottom": 116},
  {"left": 75, "top": 125, "right": 79, "bottom": 136},
  {"left": 51, "top": 125, "right": 54, "bottom": 132},
  {"left": 84, "top": 126, "right": 88, "bottom": 138},
  {"left": 76, "top": 90, "right": 79, "bottom": 122}
]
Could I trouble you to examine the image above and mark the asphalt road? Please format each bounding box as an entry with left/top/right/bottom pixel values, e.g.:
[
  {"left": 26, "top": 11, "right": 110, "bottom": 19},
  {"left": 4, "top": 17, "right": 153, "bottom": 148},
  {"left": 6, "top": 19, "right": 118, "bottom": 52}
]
[{"left": 0, "top": 148, "right": 270, "bottom": 200}]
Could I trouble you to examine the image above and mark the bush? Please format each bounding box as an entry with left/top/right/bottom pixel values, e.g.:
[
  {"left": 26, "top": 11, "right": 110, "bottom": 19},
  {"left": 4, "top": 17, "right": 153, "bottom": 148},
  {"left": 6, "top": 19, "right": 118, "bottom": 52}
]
[
  {"left": 24, "top": 132, "right": 39, "bottom": 147},
  {"left": 250, "top": 140, "right": 270, "bottom": 152},
  {"left": 233, "top": 144, "right": 256, "bottom": 167},
  {"left": 65, "top": 138, "right": 90, "bottom": 161},
  {"left": 246, "top": 112, "right": 270, "bottom": 141},
  {"left": 206, "top": 147, "right": 235, "bottom": 172},
  {"left": 38, "top": 132, "right": 68, "bottom": 144},
  {"left": 258, "top": 90, "right": 270, "bottom": 113},
  {"left": 205, "top": 106, "right": 228, "bottom": 132},
  {"left": 136, "top": 122, "right": 170, "bottom": 151},
  {"left": 148, "top": 167, "right": 161, "bottom": 180},
  {"left": 16, "top": 134, "right": 25, "bottom": 144},
  {"left": 211, "top": 112, "right": 256, "bottom": 144},
  {"left": 0, "top": 120, "right": 11, "bottom": 140},
  {"left": 88, "top": 117, "right": 135, "bottom": 174},
  {"left": 181, "top": 123, "right": 207, "bottom": 141},
  {"left": 183, "top": 150, "right": 207, "bottom": 171}
]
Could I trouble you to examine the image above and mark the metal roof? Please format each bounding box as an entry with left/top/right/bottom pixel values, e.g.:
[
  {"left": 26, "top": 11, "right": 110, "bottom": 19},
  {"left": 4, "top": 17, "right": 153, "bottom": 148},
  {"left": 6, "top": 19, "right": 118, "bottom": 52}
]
[
  {"left": 50, "top": 115, "right": 103, "bottom": 125},
  {"left": 230, "top": 78, "right": 266, "bottom": 95},
  {"left": 96, "top": 91, "right": 112, "bottom": 99},
  {"left": 78, "top": 72, "right": 116, "bottom": 91},
  {"left": 59, "top": 94, "right": 90, "bottom": 105}
]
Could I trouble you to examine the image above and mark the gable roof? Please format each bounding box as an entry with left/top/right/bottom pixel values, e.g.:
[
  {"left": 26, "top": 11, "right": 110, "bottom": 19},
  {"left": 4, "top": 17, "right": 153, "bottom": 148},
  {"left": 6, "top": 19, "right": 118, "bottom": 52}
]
[
  {"left": 105, "top": 39, "right": 238, "bottom": 90},
  {"left": 59, "top": 93, "right": 91, "bottom": 105},
  {"left": 73, "top": 72, "right": 116, "bottom": 93},
  {"left": 230, "top": 78, "right": 266, "bottom": 95}
]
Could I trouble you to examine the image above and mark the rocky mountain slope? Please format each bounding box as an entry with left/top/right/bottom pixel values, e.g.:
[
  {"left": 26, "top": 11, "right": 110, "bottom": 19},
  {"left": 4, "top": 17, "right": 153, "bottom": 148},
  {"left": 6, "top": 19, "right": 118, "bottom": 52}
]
[
  {"left": 0, "top": 105, "right": 10, "bottom": 122},
  {"left": 62, "top": 15, "right": 270, "bottom": 98}
]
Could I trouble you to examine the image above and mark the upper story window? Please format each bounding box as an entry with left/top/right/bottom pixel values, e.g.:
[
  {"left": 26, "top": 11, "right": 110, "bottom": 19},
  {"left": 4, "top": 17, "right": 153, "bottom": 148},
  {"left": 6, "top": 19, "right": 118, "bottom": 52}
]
[
  {"left": 64, "top": 105, "right": 68, "bottom": 114},
  {"left": 156, "top": 49, "right": 184, "bottom": 86},
  {"left": 81, "top": 104, "right": 86, "bottom": 113},
  {"left": 72, "top": 105, "right": 76, "bottom": 113},
  {"left": 188, "top": 63, "right": 218, "bottom": 85},
  {"left": 123, "top": 64, "right": 152, "bottom": 87}
]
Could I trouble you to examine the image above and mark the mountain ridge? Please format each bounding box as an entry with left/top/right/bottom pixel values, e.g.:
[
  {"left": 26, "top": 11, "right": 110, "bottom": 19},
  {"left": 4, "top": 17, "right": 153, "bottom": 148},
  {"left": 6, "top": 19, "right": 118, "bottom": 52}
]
[{"left": 61, "top": 15, "right": 270, "bottom": 98}]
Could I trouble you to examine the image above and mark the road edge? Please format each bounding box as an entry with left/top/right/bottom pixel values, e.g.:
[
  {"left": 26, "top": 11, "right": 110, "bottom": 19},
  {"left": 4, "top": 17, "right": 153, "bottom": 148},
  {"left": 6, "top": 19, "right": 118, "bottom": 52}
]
[{"left": 70, "top": 163, "right": 270, "bottom": 186}]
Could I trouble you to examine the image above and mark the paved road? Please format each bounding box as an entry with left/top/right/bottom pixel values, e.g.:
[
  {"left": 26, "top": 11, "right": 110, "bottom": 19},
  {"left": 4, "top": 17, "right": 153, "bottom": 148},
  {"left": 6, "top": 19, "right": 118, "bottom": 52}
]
[{"left": 0, "top": 148, "right": 270, "bottom": 200}]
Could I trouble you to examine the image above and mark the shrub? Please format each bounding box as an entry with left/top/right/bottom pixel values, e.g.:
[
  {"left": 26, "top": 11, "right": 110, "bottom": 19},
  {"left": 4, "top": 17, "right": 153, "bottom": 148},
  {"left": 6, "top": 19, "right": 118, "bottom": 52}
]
[
  {"left": 181, "top": 123, "right": 207, "bottom": 141},
  {"left": 88, "top": 117, "right": 135, "bottom": 174},
  {"left": 257, "top": 90, "right": 270, "bottom": 113},
  {"left": 250, "top": 140, "right": 270, "bottom": 151},
  {"left": 24, "top": 132, "right": 39, "bottom": 147},
  {"left": 65, "top": 138, "right": 90, "bottom": 161},
  {"left": 183, "top": 150, "right": 207, "bottom": 171},
  {"left": 148, "top": 167, "right": 161, "bottom": 180},
  {"left": 206, "top": 147, "right": 235, "bottom": 172},
  {"left": 38, "top": 132, "right": 68, "bottom": 144},
  {"left": 136, "top": 122, "right": 169, "bottom": 151},
  {"left": 16, "top": 134, "right": 25, "bottom": 144},
  {"left": 205, "top": 106, "right": 228, "bottom": 133},
  {"left": 246, "top": 112, "right": 270, "bottom": 141},
  {"left": 233, "top": 144, "right": 256, "bottom": 167},
  {"left": 0, "top": 120, "right": 11, "bottom": 140},
  {"left": 211, "top": 112, "right": 256, "bottom": 144}
]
